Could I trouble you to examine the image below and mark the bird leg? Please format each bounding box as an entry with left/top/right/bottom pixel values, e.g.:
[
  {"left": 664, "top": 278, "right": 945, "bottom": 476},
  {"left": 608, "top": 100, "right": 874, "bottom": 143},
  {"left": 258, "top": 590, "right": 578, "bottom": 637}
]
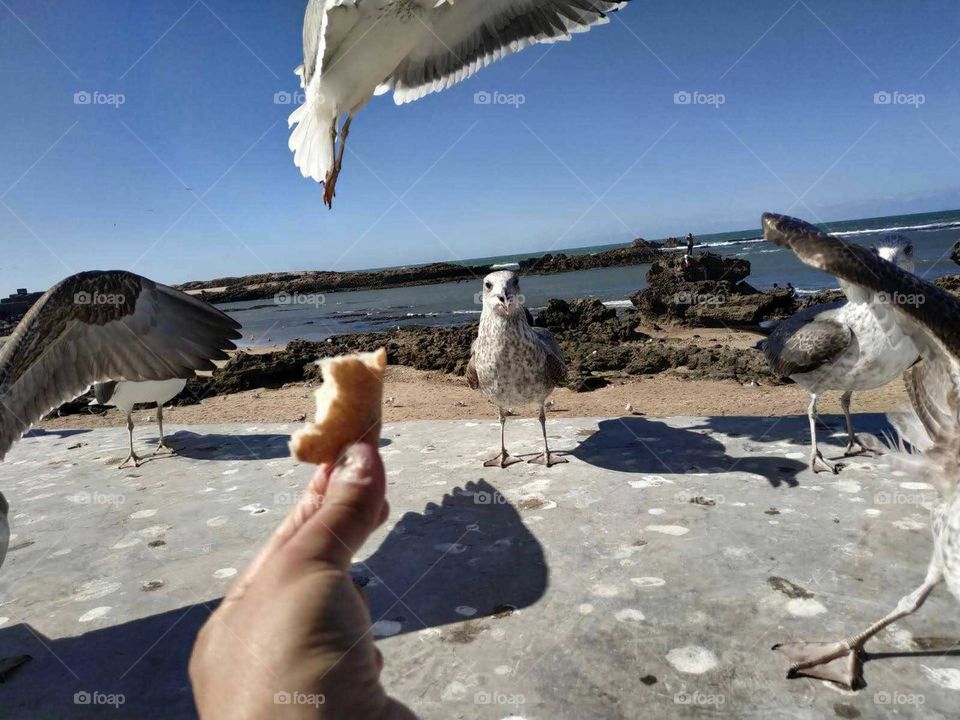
[
  {"left": 807, "top": 394, "right": 839, "bottom": 474},
  {"left": 773, "top": 562, "right": 943, "bottom": 689},
  {"left": 323, "top": 115, "right": 352, "bottom": 209},
  {"left": 152, "top": 405, "right": 175, "bottom": 456},
  {"left": 484, "top": 407, "right": 522, "bottom": 468},
  {"left": 118, "top": 414, "right": 142, "bottom": 469},
  {"left": 528, "top": 403, "right": 568, "bottom": 467},
  {"left": 840, "top": 391, "right": 876, "bottom": 457}
]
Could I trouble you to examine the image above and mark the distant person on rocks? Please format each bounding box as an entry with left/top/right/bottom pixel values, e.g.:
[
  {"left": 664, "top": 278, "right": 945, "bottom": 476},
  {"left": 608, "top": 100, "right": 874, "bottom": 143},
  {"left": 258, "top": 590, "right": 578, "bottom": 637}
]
[{"left": 686, "top": 233, "right": 695, "bottom": 255}]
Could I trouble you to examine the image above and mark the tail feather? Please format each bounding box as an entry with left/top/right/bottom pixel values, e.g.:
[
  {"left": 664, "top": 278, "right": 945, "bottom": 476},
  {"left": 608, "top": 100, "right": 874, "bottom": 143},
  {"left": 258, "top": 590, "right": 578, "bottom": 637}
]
[{"left": 288, "top": 98, "right": 335, "bottom": 184}]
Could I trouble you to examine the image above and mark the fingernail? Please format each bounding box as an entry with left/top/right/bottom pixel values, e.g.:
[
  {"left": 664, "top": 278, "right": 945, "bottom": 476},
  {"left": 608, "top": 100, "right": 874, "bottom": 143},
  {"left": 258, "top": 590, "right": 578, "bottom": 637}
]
[{"left": 331, "top": 444, "right": 374, "bottom": 485}]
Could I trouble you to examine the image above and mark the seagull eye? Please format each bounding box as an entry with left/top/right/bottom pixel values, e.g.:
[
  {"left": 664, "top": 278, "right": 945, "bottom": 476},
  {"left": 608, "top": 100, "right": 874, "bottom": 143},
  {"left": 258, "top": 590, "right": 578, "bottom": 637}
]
[
  {"left": 906, "top": 246, "right": 913, "bottom": 256},
  {"left": 484, "top": 282, "right": 492, "bottom": 290}
]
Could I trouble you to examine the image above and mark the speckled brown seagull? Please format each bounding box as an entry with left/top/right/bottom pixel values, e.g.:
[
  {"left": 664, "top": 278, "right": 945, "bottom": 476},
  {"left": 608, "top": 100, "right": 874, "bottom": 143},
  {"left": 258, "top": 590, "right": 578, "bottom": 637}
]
[
  {"left": 466, "top": 271, "right": 567, "bottom": 468},
  {"left": 0, "top": 270, "right": 241, "bottom": 569},
  {"left": 764, "top": 233, "right": 920, "bottom": 474},
  {"left": 763, "top": 213, "right": 960, "bottom": 690},
  {"left": 289, "top": 0, "right": 632, "bottom": 207}
]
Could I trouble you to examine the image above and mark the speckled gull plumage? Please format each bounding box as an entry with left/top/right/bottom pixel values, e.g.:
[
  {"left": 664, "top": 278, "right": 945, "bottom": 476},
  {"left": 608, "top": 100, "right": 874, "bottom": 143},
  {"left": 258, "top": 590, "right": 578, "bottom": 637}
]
[
  {"left": 467, "top": 271, "right": 567, "bottom": 467},
  {"left": 765, "top": 212, "right": 960, "bottom": 690},
  {"left": 0, "top": 270, "right": 241, "bottom": 569},
  {"left": 764, "top": 233, "right": 920, "bottom": 474}
]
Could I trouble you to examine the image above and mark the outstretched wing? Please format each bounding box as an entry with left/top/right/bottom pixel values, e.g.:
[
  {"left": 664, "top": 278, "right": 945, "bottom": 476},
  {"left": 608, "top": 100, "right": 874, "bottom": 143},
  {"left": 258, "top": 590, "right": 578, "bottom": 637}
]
[
  {"left": 300, "top": 0, "right": 363, "bottom": 88},
  {"left": 0, "top": 271, "right": 242, "bottom": 460},
  {"left": 763, "top": 213, "right": 960, "bottom": 493},
  {"left": 532, "top": 326, "right": 567, "bottom": 387},
  {"left": 763, "top": 302, "right": 850, "bottom": 377},
  {"left": 382, "top": 0, "right": 631, "bottom": 105}
]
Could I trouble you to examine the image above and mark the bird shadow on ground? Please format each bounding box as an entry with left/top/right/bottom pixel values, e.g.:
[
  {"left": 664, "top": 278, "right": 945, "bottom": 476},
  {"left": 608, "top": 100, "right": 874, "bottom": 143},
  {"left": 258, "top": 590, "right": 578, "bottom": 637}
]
[
  {"left": 152, "top": 431, "right": 391, "bottom": 462},
  {"left": 21, "top": 428, "right": 91, "bottom": 441},
  {"left": 571, "top": 416, "right": 806, "bottom": 488},
  {"left": 700, "top": 413, "right": 896, "bottom": 463},
  {"left": 0, "top": 480, "right": 544, "bottom": 719}
]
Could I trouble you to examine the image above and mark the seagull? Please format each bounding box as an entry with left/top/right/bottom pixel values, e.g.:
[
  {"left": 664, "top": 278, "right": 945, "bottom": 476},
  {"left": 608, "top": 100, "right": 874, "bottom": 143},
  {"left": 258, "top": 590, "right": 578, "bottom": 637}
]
[
  {"left": 92, "top": 379, "right": 189, "bottom": 469},
  {"left": 0, "top": 270, "right": 241, "bottom": 569},
  {"left": 764, "top": 233, "right": 920, "bottom": 473},
  {"left": 289, "top": 0, "right": 632, "bottom": 207},
  {"left": 763, "top": 213, "right": 960, "bottom": 689},
  {"left": 466, "top": 271, "right": 567, "bottom": 467}
]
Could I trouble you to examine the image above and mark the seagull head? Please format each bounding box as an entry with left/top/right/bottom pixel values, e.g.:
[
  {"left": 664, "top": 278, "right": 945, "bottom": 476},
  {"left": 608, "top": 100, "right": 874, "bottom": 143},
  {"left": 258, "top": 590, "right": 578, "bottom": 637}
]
[
  {"left": 872, "top": 233, "right": 915, "bottom": 272},
  {"left": 481, "top": 271, "right": 523, "bottom": 317}
]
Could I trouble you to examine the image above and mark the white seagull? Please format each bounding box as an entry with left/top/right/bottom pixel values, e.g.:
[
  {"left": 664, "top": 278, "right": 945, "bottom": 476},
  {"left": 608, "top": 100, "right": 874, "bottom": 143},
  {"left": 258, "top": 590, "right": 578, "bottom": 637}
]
[
  {"left": 764, "top": 233, "right": 919, "bottom": 473},
  {"left": 92, "top": 379, "right": 189, "bottom": 469},
  {"left": 289, "top": 0, "right": 632, "bottom": 207},
  {"left": 466, "top": 271, "right": 568, "bottom": 467},
  {"left": 763, "top": 213, "right": 960, "bottom": 689},
  {"left": 0, "top": 270, "right": 241, "bottom": 570}
]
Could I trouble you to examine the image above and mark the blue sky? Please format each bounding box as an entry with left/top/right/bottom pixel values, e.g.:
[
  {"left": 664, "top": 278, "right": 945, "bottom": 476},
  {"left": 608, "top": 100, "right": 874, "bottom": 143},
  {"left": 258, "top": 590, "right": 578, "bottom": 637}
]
[{"left": 2, "top": 0, "right": 960, "bottom": 293}]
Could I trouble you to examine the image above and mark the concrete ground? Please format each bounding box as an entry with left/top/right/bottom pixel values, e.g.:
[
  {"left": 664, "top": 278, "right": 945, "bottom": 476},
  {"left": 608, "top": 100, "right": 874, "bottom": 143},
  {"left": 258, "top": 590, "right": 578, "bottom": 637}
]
[{"left": 0, "top": 415, "right": 958, "bottom": 719}]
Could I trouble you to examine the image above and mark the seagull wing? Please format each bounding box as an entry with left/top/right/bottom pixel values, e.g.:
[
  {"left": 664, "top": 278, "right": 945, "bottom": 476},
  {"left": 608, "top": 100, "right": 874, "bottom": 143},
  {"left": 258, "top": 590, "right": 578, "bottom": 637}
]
[
  {"left": 532, "top": 326, "right": 567, "bottom": 387},
  {"left": 301, "top": 0, "right": 363, "bottom": 88},
  {"left": 381, "top": 0, "right": 631, "bottom": 105},
  {"left": 763, "top": 304, "right": 851, "bottom": 378},
  {"left": 763, "top": 212, "right": 960, "bottom": 492},
  {"left": 465, "top": 339, "right": 480, "bottom": 389},
  {"left": 0, "top": 271, "right": 242, "bottom": 461}
]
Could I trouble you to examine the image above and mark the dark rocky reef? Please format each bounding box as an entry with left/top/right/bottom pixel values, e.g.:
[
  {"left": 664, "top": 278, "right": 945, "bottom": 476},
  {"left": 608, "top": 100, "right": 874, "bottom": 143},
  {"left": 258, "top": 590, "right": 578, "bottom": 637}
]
[
  {"left": 179, "top": 241, "right": 660, "bottom": 304},
  {"left": 630, "top": 252, "right": 796, "bottom": 327}
]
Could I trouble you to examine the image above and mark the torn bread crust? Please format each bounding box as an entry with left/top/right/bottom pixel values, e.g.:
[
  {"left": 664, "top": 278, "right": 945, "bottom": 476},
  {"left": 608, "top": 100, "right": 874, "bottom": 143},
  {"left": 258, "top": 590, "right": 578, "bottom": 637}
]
[{"left": 290, "top": 348, "right": 387, "bottom": 465}]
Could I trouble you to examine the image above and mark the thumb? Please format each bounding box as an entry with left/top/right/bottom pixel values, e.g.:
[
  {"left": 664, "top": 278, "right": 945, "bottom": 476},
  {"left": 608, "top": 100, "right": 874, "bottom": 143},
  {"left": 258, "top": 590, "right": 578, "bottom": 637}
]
[{"left": 288, "top": 442, "right": 386, "bottom": 570}]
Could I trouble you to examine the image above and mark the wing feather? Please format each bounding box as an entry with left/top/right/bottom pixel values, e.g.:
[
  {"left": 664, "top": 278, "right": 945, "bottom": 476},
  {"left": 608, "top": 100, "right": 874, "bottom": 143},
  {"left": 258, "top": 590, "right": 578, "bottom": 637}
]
[
  {"left": 0, "top": 271, "right": 241, "bottom": 460},
  {"left": 383, "top": 0, "right": 630, "bottom": 105}
]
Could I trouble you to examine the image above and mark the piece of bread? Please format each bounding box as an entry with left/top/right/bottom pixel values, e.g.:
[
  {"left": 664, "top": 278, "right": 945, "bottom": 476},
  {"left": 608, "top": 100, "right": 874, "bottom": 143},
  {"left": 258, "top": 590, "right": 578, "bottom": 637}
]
[{"left": 290, "top": 348, "right": 387, "bottom": 465}]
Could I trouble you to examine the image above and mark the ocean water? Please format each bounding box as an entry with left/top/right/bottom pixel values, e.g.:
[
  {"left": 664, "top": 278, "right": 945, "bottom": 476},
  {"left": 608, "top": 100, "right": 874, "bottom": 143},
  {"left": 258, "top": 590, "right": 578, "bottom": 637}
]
[{"left": 226, "top": 209, "right": 960, "bottom": 347}]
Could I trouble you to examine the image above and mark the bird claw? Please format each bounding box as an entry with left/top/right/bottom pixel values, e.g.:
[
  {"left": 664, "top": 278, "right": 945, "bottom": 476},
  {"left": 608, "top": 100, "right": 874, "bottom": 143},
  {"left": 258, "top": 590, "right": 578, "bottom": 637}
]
[
  {"left": 844, "top": 438, "right": 877, "bottom": 457},
  {"left": 527, "top": 452, "right": 568, "bottom": 468},
  {"left": 152, "top": 442, "right": 176, "bottom": 457},
  {"left": 118, "top": 453, "right": 143, "bottom": 470},
  {"left": 483, "top": 453, "right": 522, "bottom": 469},
  {"left": 323, "top": 168, "right": 340, "bottom": 209},
  {"left": 773, "top": 640, "right": 864, "bottom": 690},
  {"left": 811, "top": 451, "right": 841, "bottom": 475}
]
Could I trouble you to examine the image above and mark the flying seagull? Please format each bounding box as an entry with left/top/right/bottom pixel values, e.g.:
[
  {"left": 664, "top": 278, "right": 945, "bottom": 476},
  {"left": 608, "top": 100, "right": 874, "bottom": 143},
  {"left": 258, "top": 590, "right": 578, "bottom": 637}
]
[
  {"left": 763, "top": 213, "right": 960, "bottom": 689},
  {"left": 764, "top": 233, "right": 920, "bottom": 473},
  {"left": 92, "top": 379, "right": 189, "bottom": 469},
  {"left": 289, "top": 0, "right": 632, "bottom": 207},
  {"left": 0, "top": 270, "right": 241, "bottom": 569},
  {"left": 466, "top": 270, "right": 567, "bottom": 467}
]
